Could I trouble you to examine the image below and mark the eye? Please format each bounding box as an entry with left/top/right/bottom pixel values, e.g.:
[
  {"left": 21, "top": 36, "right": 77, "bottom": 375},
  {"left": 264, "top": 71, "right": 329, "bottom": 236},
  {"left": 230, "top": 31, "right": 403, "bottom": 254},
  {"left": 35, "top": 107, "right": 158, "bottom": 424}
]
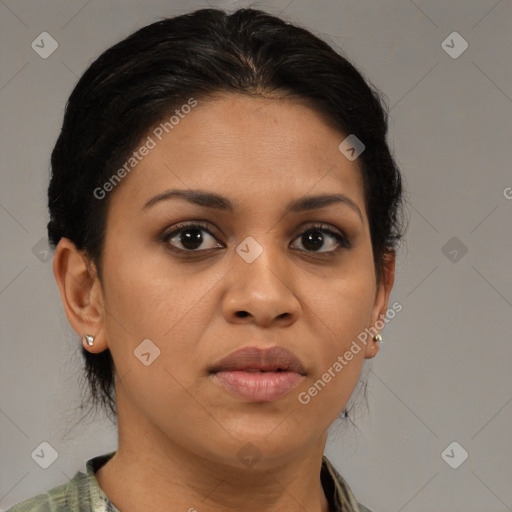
[
  {"left": 161, "top": 221, "right": 350, "bottom": 255},
  {"left": 290, "top": 224, "right": 350, "bottom": 253},
  {"left": 161, "top": 222, "right": 223, "bottom": 252}
]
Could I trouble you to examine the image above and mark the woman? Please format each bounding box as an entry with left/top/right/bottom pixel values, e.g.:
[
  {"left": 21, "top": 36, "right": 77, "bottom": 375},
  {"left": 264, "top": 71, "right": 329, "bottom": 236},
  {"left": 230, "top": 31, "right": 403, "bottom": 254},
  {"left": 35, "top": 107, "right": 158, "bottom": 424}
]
[{"left": 8, "top": 7, "right": 403, "bottom": 512}]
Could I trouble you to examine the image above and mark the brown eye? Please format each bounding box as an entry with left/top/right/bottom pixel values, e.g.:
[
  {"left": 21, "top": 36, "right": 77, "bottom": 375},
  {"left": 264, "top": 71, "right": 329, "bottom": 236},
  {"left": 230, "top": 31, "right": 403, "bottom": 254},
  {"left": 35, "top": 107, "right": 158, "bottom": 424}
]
[
  {"left": 162, "top": 222, "right": 223, "bottom": 252},
  {"left": 290, "top": 225, "right": 350, "bottom": 253}
]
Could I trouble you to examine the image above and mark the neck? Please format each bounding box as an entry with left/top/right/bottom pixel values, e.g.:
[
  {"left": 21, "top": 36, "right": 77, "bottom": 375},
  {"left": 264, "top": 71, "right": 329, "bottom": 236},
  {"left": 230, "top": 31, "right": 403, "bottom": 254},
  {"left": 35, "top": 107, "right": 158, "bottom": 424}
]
[{"left": 96, "top": 411, "right": 331, "bottom": 512}]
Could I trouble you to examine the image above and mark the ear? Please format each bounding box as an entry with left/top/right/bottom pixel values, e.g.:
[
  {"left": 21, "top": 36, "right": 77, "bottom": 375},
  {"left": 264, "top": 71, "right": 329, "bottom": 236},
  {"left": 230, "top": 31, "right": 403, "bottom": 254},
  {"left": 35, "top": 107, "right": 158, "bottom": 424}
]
[
  {"left": 364, "top": 251, "right": 396, "bottom": 359},
  {"left": 52, "top": 238, "right": 108, "bottom": 354}
]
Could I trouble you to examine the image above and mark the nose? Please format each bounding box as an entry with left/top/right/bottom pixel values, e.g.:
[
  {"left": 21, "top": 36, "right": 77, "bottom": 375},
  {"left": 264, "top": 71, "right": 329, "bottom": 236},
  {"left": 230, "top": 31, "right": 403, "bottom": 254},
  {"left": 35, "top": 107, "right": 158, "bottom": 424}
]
[{"left": 221, "top": 244, "right": 301, "bottom": 328}]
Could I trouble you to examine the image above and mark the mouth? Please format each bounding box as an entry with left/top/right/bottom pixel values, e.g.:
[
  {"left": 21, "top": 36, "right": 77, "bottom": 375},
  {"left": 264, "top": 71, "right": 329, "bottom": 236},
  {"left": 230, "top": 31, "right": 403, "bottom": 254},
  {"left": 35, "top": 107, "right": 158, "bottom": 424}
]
[{"left": 208, "top": 346, "right": 306, "bottom": 402}]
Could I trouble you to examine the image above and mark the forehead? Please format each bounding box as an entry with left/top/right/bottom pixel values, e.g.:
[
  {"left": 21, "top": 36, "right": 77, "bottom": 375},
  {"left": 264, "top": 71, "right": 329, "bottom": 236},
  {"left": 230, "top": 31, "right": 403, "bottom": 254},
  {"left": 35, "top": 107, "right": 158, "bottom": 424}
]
[{"left": 107, "top": 93, "right": 367, "bottom": 220}]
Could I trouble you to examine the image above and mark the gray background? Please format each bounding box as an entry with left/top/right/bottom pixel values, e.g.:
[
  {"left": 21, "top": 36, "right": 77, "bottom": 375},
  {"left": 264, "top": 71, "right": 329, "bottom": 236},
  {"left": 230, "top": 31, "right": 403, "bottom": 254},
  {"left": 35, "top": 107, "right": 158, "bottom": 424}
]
[{"left": 1, "top": 0, "right": 511, "bottom": 511}]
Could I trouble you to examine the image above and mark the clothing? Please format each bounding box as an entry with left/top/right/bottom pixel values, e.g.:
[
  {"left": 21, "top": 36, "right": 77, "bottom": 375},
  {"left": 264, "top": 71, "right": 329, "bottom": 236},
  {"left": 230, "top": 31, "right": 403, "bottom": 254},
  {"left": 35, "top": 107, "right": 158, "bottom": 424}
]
[{"left": 6, "top": 451, "right": 373, "bottom": 512}]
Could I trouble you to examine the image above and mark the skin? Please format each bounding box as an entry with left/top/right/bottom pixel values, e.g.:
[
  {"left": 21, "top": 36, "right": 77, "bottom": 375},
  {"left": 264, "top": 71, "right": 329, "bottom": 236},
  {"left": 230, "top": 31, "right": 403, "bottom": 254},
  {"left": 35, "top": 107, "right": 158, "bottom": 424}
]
[{"left": 53, "top": 93, "right": 395, "bottom": 512}]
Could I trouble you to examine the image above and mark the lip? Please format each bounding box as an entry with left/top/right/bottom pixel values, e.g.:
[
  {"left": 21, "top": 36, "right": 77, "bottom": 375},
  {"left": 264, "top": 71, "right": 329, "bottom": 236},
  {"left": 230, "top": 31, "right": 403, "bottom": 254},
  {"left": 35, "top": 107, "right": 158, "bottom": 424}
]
[{"left": 209, "top": 346, "right": 307, "bottom": 402}]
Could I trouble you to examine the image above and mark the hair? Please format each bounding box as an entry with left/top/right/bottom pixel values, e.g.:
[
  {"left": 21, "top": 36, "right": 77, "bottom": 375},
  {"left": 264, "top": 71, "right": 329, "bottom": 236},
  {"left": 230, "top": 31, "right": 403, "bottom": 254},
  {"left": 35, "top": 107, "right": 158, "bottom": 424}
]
[{"left": 47, "top": 7, "right": 404, "bottom": 422}]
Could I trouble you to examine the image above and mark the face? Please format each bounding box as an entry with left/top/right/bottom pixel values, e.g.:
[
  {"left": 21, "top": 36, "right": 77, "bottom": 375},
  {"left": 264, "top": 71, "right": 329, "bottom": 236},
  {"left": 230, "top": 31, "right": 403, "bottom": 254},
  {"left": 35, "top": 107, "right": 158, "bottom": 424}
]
[{"left": 65, "top": 93, "right": 394, "bottom": 468}]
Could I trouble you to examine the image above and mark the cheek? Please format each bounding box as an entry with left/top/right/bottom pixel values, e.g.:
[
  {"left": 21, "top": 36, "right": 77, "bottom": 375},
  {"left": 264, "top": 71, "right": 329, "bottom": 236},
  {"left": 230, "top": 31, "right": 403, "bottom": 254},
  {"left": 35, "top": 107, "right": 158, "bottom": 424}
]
[
  {"left": 306, "top": 261, "right": 376, "bottom": 346},
  {"left": 101, "top": 239, "right": 191, "bottom": 332},
  {"left": 100, "top": 258, "right": 212, "bottom": 429},
  {"left": 297, "top": 264, "right": 375, "bottom": 415},
  {"left": 100, "top": 249, "right": 219, "bottom": 380}
]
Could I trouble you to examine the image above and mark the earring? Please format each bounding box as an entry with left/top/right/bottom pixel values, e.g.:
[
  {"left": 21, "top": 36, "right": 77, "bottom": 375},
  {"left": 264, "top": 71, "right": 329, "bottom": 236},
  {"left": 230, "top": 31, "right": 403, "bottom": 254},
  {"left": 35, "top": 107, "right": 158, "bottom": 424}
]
[
  {"left": 373, "top": 333, "right": 383, "bottom": 343},
  {"left": 83, "top": 334, "right": 95, "bottom": 347}
]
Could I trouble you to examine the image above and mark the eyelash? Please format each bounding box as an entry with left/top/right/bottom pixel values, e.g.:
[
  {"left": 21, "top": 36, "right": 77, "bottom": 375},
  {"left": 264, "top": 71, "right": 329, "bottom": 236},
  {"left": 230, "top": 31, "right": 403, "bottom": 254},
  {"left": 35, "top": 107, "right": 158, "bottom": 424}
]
[{"left": 160, "top": 221, "right": 351, "bottom": 256}]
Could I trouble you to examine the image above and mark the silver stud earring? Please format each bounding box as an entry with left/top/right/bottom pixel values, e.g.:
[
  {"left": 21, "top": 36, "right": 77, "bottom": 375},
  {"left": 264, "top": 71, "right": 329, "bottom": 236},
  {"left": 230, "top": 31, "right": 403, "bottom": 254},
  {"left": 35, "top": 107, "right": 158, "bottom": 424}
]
[
  {"left": 83, "top": 334, "right": 95, "bottom": 347},
  {"left": 373, "top": 333, "right": 383, "bottom": 343}
]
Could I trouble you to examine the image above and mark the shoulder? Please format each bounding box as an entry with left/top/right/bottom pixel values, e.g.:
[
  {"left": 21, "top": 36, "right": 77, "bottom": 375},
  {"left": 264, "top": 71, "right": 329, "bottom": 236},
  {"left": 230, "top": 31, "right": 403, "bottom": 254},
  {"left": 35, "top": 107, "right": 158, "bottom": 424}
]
[
  {"left": 5, "top": 492, "right": 54, "bottom": 512},
  {"left": 4, "top": 473, "right": 83, "bottom": 512},
  {"left": 5, "top": 452, "right": 118, "bottom": 512}
]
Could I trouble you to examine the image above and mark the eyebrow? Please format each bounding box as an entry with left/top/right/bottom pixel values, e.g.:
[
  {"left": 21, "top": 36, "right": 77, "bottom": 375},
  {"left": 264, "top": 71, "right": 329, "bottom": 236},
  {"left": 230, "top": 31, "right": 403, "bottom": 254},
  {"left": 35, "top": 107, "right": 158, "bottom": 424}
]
[{"left": 141, "top": 189, "right": 363, "bottom": 222}]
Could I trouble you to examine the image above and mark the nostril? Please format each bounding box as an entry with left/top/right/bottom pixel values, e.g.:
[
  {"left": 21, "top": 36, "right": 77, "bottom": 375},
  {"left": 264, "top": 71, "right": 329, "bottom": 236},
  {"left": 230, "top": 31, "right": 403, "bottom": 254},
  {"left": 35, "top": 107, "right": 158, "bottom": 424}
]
[{"left": 236, "top": 311, "right": 250, "bottom": 318}]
